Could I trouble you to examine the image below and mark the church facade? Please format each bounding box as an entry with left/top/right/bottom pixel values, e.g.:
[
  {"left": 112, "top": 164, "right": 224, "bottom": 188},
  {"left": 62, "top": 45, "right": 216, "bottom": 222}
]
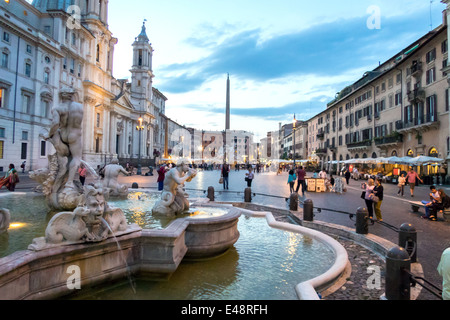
[{"left": 0, "top": 0, "right": 170, "bottom": 173}]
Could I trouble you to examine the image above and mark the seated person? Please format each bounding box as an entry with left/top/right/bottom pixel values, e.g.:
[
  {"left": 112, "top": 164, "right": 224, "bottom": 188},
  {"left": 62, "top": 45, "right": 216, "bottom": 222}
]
[
  {"left": 421, "top": 186, "right": 441, "bottom": 220},
  {"left": 429, "top": 189, "right": 450, "bottom": 221}
]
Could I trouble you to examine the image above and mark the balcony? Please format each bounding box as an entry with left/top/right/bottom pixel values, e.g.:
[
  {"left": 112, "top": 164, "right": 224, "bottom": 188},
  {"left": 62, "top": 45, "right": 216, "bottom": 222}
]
[
  {"left": 315, "top": 148, "right": 328, "bottom": 155},
  {"left": 407, "top": 88, "right": 425, "bottom": 103},
  {"left": 410, "top": 61, "right": 422, "bottom": 78},
  {"left": 395, "top": 114, "right": 440, "bottom": 133},
  {"left": 374, "top": 133, "right": 403, "bottom": 148},
  {"left": 316, "top": 129, "right": 325, "bottom": 140},
  {"left": 346, "top": 139, "right": 372, "bottom": 151}
]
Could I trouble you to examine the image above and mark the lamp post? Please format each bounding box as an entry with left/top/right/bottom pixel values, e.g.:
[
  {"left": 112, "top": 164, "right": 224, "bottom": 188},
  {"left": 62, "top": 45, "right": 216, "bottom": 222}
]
[
  {"left": 136, "top": 116, "right": 144, "bottom": 175},
  {"left": 293, "top": 114, "right": 296, "bottom": 167}
]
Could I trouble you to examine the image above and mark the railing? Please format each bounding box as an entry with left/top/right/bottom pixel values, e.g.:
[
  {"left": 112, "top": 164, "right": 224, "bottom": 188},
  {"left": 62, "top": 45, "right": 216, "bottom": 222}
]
[
  {"left": 346, "top": 140, "right": 372, "bottom": 148},
  {"left": 396, "top": 113, "right": 438, "bottom": 131},
  {"left": 374, "top": 134, "right": 403, "bottom": 146},
  {"left": 407, "top": 88, "right": 425, "bottom": 102}
]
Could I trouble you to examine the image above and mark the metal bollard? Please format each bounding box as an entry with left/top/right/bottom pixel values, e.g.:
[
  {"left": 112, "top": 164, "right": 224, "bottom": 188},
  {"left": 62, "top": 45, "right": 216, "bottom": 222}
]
[
  {"left": 385, "top": 246, "right": 411, "bottom": 300},
  {"left": 207, "top": 186, "right": 215, "bottom": 201},
  {"left": 303, "top": 199, "right": 314, "bottom": 221},
  {"left": 398, "top": 223, "right": 417, "bottom": 263},
  {"left": 289, "top": 192, "right": 299, "bottom": 211},
  {"left": 355, "top": 207, "right": 369, "bottom": 234},
  {"left": 244, "top": 188, "right": 252, "bottom": 202}
]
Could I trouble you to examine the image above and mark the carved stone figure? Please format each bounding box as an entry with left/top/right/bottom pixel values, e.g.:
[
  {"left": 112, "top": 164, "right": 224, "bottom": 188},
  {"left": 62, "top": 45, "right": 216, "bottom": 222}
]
[
  {"left": 102, "top": 159, "right": 129, "bottom": 197},
  {"left": 45, "top": 206, "right": 91, "bottom": 244},
  {"left": 0, "top": 209, "right": 10, "bottom": 234},
  {"left": 152, "top": 158, "right": 197, "bottom": 217},
  {"left": 38, "top": 88, "right": 84, "bottom": 210}
]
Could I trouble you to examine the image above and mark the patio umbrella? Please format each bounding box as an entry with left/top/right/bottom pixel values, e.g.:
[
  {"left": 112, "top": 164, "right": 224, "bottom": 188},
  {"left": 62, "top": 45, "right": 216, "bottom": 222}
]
[
  {"left": 408, "top": 156, "right": 444, "bottom": 165},
  {"left": 384, "top": 156, "right": 413, "bottom": 165}
]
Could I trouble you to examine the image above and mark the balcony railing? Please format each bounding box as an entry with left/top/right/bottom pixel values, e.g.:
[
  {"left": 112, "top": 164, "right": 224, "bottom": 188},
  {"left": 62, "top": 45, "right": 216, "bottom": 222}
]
[
  {"left": 410, "top": 61, "right": 422, "bottom": 77},
  {"left": 346, "top": 140, "right": 372, "bottom": 149},
  {"left": 407, "top": 88, "right": 425, "bottom": 103},
  {"left": 315, "top": 148, "right": 328, "bottom": 155},
  {"left": 374, "top": 134, "right": 403, "bottom": 146},
  {"left": 396, "top": 113, "right": 439, "bottom": 131}
]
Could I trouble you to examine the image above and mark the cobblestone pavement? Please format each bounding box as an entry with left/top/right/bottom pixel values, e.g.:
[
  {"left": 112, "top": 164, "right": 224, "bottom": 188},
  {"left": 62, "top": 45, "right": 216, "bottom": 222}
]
[{"left": 3, "top": 167, "right": 449, "bottom": 300}]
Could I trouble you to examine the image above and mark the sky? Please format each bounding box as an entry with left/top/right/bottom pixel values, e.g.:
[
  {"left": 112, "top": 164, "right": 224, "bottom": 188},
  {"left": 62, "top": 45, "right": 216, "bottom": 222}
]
[{"left": 108, "top": 0, "right": 445, "bottom": 140}]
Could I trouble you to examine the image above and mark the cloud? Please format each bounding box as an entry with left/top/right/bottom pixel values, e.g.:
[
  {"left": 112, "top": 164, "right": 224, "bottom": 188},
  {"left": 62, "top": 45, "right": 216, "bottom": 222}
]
[{"left": 155, "top": 10, "right": 433, "bottom": 95}]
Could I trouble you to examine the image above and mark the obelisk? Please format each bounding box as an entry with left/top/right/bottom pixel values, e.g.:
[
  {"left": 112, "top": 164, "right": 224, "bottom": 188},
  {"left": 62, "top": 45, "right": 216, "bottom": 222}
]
[{"left": 225, "top": 73, "right": 230, "bottom": 130}]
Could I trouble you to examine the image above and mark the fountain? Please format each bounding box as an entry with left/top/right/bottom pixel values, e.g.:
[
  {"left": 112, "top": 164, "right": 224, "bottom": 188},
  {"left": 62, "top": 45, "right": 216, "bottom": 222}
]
[{"left": 0, "top": 89, "right": 348, "bottom": 300}]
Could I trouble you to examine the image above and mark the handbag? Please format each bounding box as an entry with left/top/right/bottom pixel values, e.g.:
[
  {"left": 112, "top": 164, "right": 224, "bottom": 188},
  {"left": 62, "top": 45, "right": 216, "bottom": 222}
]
[
  {"left": 369, "top": 194, "right": 380, "bottom": 202},
  {"left": 360, "top": 191, "right": 366, "bottom": 199},
  {"left": 219, "top": 177, "right": 223, "bottom": 184}
]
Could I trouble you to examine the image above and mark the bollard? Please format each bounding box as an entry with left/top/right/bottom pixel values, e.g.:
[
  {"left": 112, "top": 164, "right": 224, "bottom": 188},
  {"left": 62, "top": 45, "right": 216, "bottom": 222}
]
[
  {"left": 303, "top": 199, "right": 314, "bottom": 221},
  {"left": 355, "top": 207, "right": 369, "bottom": 234},
  {"left": 207, "top": 186, "right": 215, "bottom": 202},
  {"left": 131, "top": 182, "right": 139, "bottom": 189},
  {"left": 398, "top": 223, "right": 417, "bottom": 263},
  {"left": 289, "top": 192, "right": 299, "bottom": 211},
  {"left": 385, "top": 246, "right": 411, "bottom": 300},
  {"left": 244, "top": 188, "right": 252, "bottom": 202}
]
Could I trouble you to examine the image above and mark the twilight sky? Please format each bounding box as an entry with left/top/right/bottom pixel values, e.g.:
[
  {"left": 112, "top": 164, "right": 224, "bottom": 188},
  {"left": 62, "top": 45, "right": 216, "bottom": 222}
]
[{"left": 108, "top": 0, "right": 445, "bottom": 140}]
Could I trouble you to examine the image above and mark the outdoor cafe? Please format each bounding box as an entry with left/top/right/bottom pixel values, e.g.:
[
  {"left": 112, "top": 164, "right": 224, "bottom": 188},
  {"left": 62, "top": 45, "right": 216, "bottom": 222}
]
[{"left": 332, "top": 156, "right": 447, "bottom": 185}]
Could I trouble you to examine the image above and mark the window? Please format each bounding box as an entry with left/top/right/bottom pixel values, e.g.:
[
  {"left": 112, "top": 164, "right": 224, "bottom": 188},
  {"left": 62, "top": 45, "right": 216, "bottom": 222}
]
[
  {"left": 26, "top": 44, "right": 32, "bottom": 54},
  {"left": 71, "top": 32, "right": 76, "bottom": 46},
  {"left": 0, "top": 127, "right": 5, "bottom": 138},
  {"left": 22, "top": 94, "right": 31, "bottom": 114},
  {"left": 426, "top": 94, "right": 437, "bottom": 122},
  {"left": 45, "top": 56, "right": 51, "bottom": 64},
  {"left": 0, "top": 88, "right": 4, "bottom": 108},
  {"left": 426, "top": 48, "right": 436, "bottom": 63},
  {"left": 40, "top": 140, "right": 46, "bottom": 157},
  {"left": 70, "top": 59, "right": 75, "bottom": 74},
  {"left": 1, "top": 52, "right": 8, "bottom": 68},
  {"left": 41, "top": 100, "right": 50, "bottom": 118},
  {"left": 44, "top": 26, "right": 51, "bottom": 35},
  {"left": 0, "top": 141, "right": 3, "bottom": 159},
  {"left": 21, "top": 143, "right": 27, "bottom": 160},
  {"left": 96, "top": 44, "right": 100, "bottom": 62},
  {"left": 25, "top": 62, "right": 31, "bottom": 77},
  {"left": 22, "top": 131, "right": 28, "bottom": 141},
  {"left": 63, "top": 57, "right": 67, "bottom": 70},
  {"left": 78, "top": 64, "right": 82, "bottom": 77},
  {"left": 96, "top": 113, "right": 100, "bottom": 127},
  {"left": 443, "top": 59, "right": 448, "bottom": 77},
  {"left": 3, "top": 32, "right": 10, "bottom": 43},
  {"left": 44, "top": 71, "right": 50, "bottom": 84},
  {"left": 395, "top": 92, "right": 402, "bottom": 106},
  {"left": 442, "top": 39, "right": 448, "bottom": 54},
  {"left": 426, "top": 67, "right": 436, "bottom": 85}
]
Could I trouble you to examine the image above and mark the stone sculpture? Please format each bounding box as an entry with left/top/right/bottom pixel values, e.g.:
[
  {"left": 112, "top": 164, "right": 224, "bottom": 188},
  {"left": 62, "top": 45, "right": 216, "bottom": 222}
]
[
  {"left": 0, "top": 209, "right": 10, "bottom": 234},
  {"left": 29, "top": 184, "right": 136, "bottom": 250},
  {"left": 102, "top": 158, "right": 130, "bottom": 198},
  {"left": 37, "top": 88, "right": 85, "bottom": 211},
  {"left": 152, "top": 158, "right": 197, "bottom": 217}
]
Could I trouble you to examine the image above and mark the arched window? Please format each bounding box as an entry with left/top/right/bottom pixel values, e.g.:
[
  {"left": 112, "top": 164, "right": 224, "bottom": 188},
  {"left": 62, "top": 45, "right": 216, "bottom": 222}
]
[
  {"left": 362, "top": 153, "right": 367, "bottom": 158},
  {"left": 429, "top": 147, "right": 438, "bottom": 158},
  {"left": 392, "top": 150, "right": 398, "bottom": 156},
  {"left": 407, "top": 149, "right": 414, "bottom": 157},
  {"left": 371, "top": 152, "right": 377, "bottom": 158}
]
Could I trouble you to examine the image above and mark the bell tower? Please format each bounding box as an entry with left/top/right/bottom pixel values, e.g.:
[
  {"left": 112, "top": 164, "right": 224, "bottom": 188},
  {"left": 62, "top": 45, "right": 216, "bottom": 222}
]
[{"left": 130, "top": 20, "right": 154, "bottom": 103}]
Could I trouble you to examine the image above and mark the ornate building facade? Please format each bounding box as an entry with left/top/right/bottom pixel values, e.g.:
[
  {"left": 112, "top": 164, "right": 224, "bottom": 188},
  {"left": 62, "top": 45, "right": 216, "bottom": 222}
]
[{"left": 0, "top": 0, "right": 170, "bottom": 172}]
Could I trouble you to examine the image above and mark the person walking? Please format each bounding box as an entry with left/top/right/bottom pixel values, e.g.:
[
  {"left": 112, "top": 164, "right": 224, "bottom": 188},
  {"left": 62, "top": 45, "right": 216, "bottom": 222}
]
[
  {"left": 157, "top": 164, "right": 168, "bottom": 191},
  {"left": 406, "top": 167, "right": 423, "bottom": 197},
  {"left": 397, "top": 173, "right": 406, "bottom": 196},
  {"left": 344, "top": 169, "right": 351, "bottom": 185},
  {"left": 295, "top": 166, "right": 307, "bottom": 196},
  {"left": 245, "top": 166, "right": 254, "bottom": 188},
  {"left": 0, "top": 164, "right": 19, "bottom": 191},
  {"left": 373, "top": 178, "right": 384, "bottom": 221},
  {"left": 221, "top": 163, "right": 230, "bottom": 190},
  {"left": 20, "top": 161, "right": 26, "bottom": 173},
  {"left": 287, "top": 169, "right": 297, "bottom": 193},
  {"left": 361, "top": 178, "right": 375, "bottom": 221},
  {"left": 78, "top": 163, "right": 87, "bottom": 185}
]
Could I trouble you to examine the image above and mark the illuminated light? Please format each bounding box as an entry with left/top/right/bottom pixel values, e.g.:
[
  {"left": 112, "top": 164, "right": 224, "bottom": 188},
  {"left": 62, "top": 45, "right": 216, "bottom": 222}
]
[
  {"left": 5, "top": 0, "right": 10, "bottom": 3},
  {"left": 9, "top": 222, "right": 28, "bottom": 229}
]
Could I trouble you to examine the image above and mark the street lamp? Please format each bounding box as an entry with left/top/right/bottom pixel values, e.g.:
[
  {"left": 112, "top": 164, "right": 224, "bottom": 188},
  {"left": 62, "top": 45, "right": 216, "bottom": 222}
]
[
  {"left": 136, "top": 116, "right": 144, "bottom": 175},
  {"left": 293, "top": 114, "right": 296, "bottom": 167}
]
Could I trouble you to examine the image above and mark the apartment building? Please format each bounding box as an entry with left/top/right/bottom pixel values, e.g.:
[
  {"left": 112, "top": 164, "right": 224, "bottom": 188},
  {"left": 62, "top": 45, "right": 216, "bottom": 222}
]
[{"left": 307, "top": 20, "right": 450, "bottom": 172}]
